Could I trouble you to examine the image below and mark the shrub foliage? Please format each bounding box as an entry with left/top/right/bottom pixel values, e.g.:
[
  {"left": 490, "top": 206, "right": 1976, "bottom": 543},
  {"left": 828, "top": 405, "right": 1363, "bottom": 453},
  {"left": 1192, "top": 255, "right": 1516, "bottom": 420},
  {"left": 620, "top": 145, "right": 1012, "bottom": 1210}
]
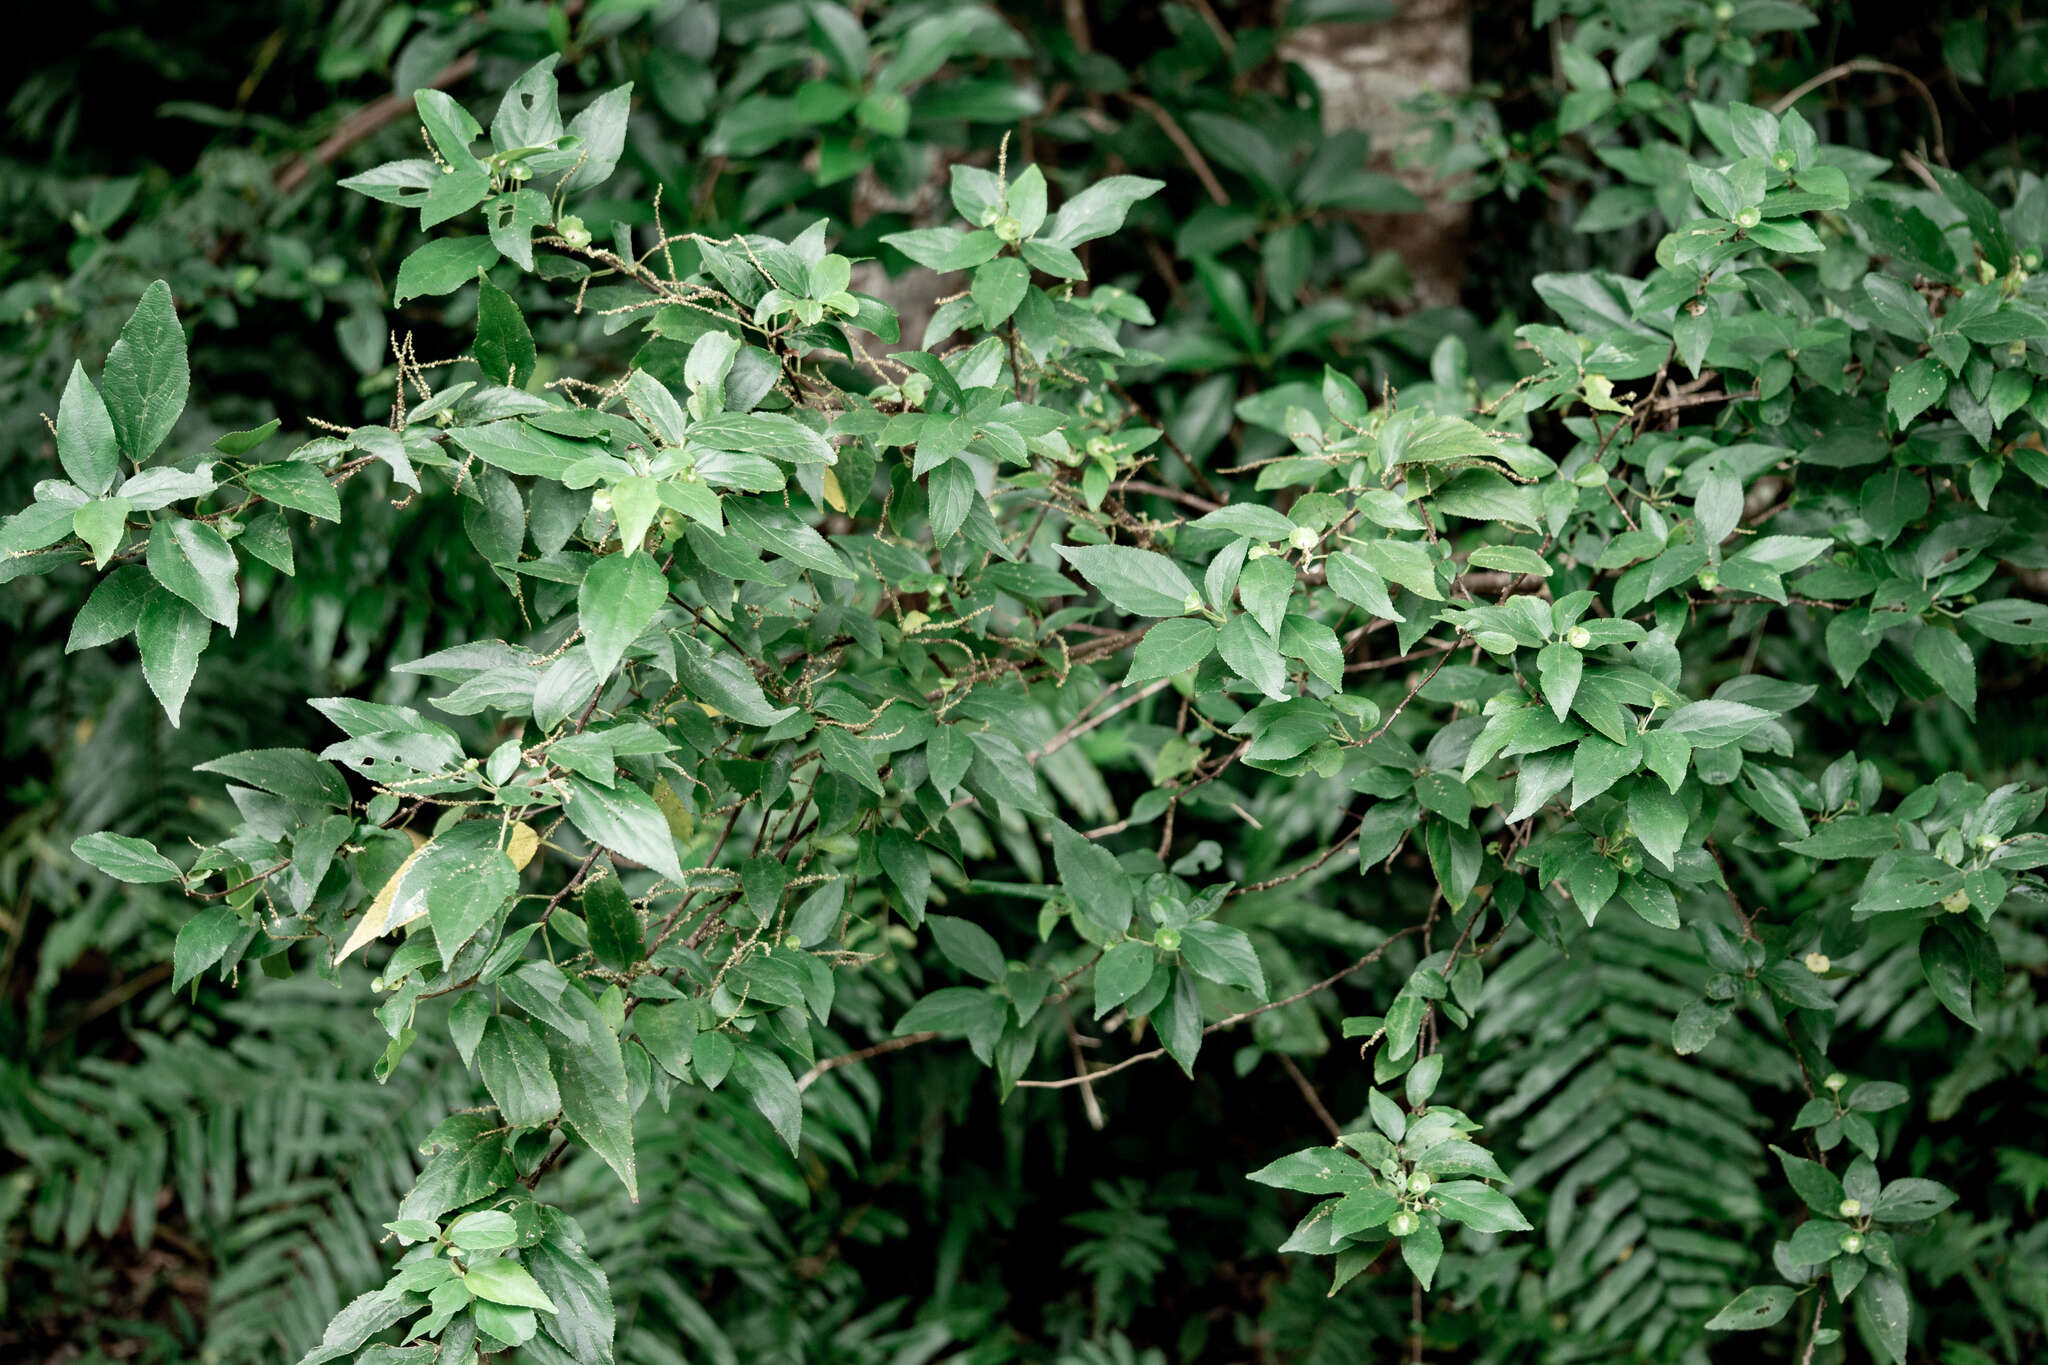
[{"left": 5, "top": 3, "right": 2047, "bottom": 1364}]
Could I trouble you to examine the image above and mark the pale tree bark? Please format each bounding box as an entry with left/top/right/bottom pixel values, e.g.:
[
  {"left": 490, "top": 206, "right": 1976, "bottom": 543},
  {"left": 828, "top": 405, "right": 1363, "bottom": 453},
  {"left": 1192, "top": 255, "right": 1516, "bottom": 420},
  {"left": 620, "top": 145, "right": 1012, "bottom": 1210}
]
[{"left": 1282, "top": 0, "right": 1472, "bottom": 308}]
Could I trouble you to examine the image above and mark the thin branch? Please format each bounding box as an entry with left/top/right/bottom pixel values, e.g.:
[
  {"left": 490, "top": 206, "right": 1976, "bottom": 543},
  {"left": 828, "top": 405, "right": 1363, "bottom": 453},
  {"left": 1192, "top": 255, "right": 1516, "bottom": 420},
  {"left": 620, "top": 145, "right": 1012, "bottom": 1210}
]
[
  {"left": 275, "top": 52, "right": 481, "bottom": 195},
  {"left": 795, "top": 1032, "right": 940, "bottom": 1092},
  {"left": 1278, "top": 1053, "right": 1342, "bottom": 1140},
  {"left": 1770, "top": 59, "right": 1947, "bottom": 167}
]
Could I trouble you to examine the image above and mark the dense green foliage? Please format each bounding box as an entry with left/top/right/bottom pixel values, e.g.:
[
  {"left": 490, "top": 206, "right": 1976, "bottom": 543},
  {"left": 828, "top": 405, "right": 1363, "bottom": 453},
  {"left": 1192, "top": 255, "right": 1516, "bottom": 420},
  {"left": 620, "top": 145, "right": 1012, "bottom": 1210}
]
[{"left": 6, "top": 3, "right": 2048, "bottom": 1364}]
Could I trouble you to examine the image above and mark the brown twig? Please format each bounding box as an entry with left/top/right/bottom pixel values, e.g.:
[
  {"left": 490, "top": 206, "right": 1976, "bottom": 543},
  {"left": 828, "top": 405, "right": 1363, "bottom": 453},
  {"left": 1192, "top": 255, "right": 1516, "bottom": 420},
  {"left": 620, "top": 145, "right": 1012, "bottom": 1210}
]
[
  {"left": 275, "top": 52, "right": 482, "bottom": 196},
  {"left": 1278, "top": 1053, "right": 1342, "bottom": 1140},
  {"left": 1770, "top": 59, "right": 1947, "bottom": 167},
  {"left": 795, "top": 1032, "right": 941, "bottom": 1092}
]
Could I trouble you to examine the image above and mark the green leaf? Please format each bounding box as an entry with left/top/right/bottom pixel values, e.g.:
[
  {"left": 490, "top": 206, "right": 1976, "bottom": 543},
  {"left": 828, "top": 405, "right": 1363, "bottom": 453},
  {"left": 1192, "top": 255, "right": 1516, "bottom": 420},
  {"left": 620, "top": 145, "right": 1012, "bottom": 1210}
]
[
  {"left": 67, "top": 564, "right": 153, "bottom": 653},
  {"left": 1398, "top": 1217, "right": 1442, "bottom": 1289},
  {"left": 927, "top": 914, "right": 1006, "bottom": 984},
  {"left": 1773, "top": 1144, "right": 1846, "bottom": 1214},
  {"left": 582, "top": 874, "right": 643, "bottom": 972},
  {"left": 1706, "top": 1285, "right": 1796, "bottom": 1330},
  {"left": 1910, "top": 626, "right": 1976, "bottom": 719},
  {"left": 1178, "top": 921, "right": 1266, "bottom": 997},
  {"left": 244, "top": 462, "right": 342, "bottom": 522},
  {"left": 71, "top": 498, "right": 127, "bottom": 570},
  {"left": 972, "top": 257, "right": 1030, "bottom": 327},
  {"left": 172, "top": 905, "right": 242, "bottom": 991},
  {"left": 478, "top": 1017, "right": 560, "bottom": 1129},
  {"left": 100, "top": 281, "right": 189, "bottom": 461},
  {"left": 542, "top": 985, "right": 637, "bottom": 1199},
  {"left": 1855, "top": 1270, "right": 1909, "bottom": 1364},
  {"left": 195, "top": 748, "right": 351, "bottom": 806},
  {"left": 1126, "top": 618, "right": 1217, "bottom": 683},
  {"left": 1430, "top": 1180, "right": 1531, "bottom": 1233},
  {"left": 1246, "top": 1147, "right": 1373, "bottom": 1195},
  {"left": 579, "top": 552, "right": 666, "bottom": 678},
  {"left": 475, "top": 275, "right": 538, "bottom": 386},
  {"left": 563, "top": 777, "right": 686, "bottom": 885},
  {"left": 1053, "top": 820, "right": 1133, "bottom": 935},
  {"left": 525, "top": 1212, "right": 616, "bottom": 1365},
  {"left": 146, "top": 518, "right": 238, "bottom": 632},
  {"left": 1873, "top": 1177, "right": 1956, "bottom": 1222},
  {"left": 732, "top": 1046, "right": 803, "bottom": 1154},
  {"left": 464, "top": 1258, "right": 558, "bottom": 1314},
  {"left": 136, "top": 589, "right": 210, "bottom": 725},
  {"left": 877, "top": 827, "right": 931, "bottom": 925},
  {"left": 57, "top": 362, "right": 121, "bottom": 495},
  {"left": 394, "top": 238, "right": 502, "bottom": 306},
  {"left": 1093, "top": 940, "right": 1157, "bottom": 1017},
  {"left": 1886, "top": 356, "right": 1947, "bottom": 428},
  {"left": 1626, "top": 783, "right": 1688, "bottom": 865},
  {"left": 73, "top": 831, "right": 181, "bottom": 884},
  {"left": 1058, "top": 544, "right": 1198, "bottom": 617},
  {"left": 1217, "top": 612, "right": 1288, "bottom": 700},
  {"left": 1043, "top": 175, "right": 1164, "bottom": 248},
  {"left": 1537, "top": 643, "right": 1582, "bottom": 723},
  {"left": 448, "top": 1210, "right": 519, "bottom": 1252}
]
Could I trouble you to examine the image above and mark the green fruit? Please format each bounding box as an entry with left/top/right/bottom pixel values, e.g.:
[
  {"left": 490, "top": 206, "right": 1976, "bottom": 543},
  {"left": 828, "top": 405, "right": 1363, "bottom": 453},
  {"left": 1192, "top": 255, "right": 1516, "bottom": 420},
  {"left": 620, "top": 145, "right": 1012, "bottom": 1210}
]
[
  {"left": 1154, "top": 928, "right": 1182, "bottom": 952},
  {"left": 1389, "top": 1210, "right": 1419, "bottom": 1238},
  {"left": 1838, "top": 1198, "right": 1860, "bottom": 1219},
  {"left": 1839, "top": 1232, "right": 1863, "bottom": 1255},
  {"left": 1406, "top": 1172, "right": 1432, "bottom": 1195}
]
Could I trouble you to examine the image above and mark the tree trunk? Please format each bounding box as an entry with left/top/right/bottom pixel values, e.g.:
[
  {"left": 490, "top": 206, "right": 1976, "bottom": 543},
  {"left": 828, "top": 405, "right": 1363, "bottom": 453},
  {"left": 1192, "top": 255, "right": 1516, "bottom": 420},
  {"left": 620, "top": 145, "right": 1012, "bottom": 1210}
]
[{"left": 1282, "top": 0, "right": 1472, "bottom": 308}]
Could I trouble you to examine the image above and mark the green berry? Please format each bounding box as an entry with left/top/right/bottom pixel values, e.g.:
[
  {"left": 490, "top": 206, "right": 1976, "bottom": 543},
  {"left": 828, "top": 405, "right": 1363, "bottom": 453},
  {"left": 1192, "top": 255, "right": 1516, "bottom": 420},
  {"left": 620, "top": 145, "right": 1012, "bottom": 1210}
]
[
  {"left": 1839, "top": 1232, "right": 1863, "bottom": 1255},
  {"left": 1838, "top": 1198, "right": 1860, "bottom": 1219},
  {"left": 1734, "top": 208, "right": 1760, "bottom": 230},
  {"left": 1824, "top": 1072, "right": 1847, "bottom": 1092},
  {"left": 1406, "top": 1172, "right": 1433, "bottom": 1195},
  {"left": 1154, "top": 928, "right": 1182, "bottom": 952},
  {"left": 1567, "top": 626, "right": 1592, "bottom": 649},
  {"left": 1389, "top": 1210, "right": 1419, "bottom": 1238}
]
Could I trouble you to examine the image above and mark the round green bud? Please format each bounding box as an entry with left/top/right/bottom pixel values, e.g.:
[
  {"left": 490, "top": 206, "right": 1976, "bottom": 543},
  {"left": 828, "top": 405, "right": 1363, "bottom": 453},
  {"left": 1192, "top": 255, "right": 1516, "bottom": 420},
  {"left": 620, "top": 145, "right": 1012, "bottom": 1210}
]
[
  {"left": 1389, "top": 1210, "right": 1420, "bottom": 1238},
  {"left": 994, "top": 216, "right": 1023, "bottom": 244},
  {"left": 1839, "top": 1232, "right": 1863, "bottom": 1255},
  {"left": 591, "top": 489, "right": 613, "bottom": 514},
  {"left": 1838, "top": 1198, "right": 1861, "bottom": 1219},
  {"left": 1773, "top": 151, "right": 1794, "bottom": 171},
  {"left": 1977, "top": 833, "right": 2001, "bottom": 851},
  {"left": 1567, "top": 625, "right": 1592, "bottom": 649},
  {"left": 510, "top": 163, "right": 532, "bottom": 181},
  {"left": 1289, "top": 526, "right": 1318, "bottom": 551},
  {"left": 1696, "top": 568, "right": 1719, "bottom": 591},
  {"left": 1824, "top": 1072, "right": 1847, "bottom": 1092},
  {"left": 370, "top": 976, "right": 387, "bottom": 992},
  {"left": 1154, "top": 928, "right": 1182, "bottom": 953},
  {"left": 1804, "top": 952, "right": 1830, "bottom": 974},
  {"left": 1086, "top": 436, "right": 1115, "bottom": 458},
  {"left": 1713, "top": 1, "right": 1734, "bottom": 19},
  {"left": 1735, "top": 207, "right": 1761, "bottom": 230},
  {"left": 784, "top": 933, "right": 803, "bottom": 950},
  {"left": 1407, "top": 1172, "right": 1433, "bottom": 1195}
]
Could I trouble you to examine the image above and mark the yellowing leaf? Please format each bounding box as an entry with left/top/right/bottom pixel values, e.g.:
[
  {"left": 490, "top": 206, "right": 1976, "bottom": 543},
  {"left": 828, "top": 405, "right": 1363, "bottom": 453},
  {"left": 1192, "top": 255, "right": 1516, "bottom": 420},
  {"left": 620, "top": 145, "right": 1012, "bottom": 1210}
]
[{"left": 506, "top": 820, "right": 540, "bottom": 871}]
